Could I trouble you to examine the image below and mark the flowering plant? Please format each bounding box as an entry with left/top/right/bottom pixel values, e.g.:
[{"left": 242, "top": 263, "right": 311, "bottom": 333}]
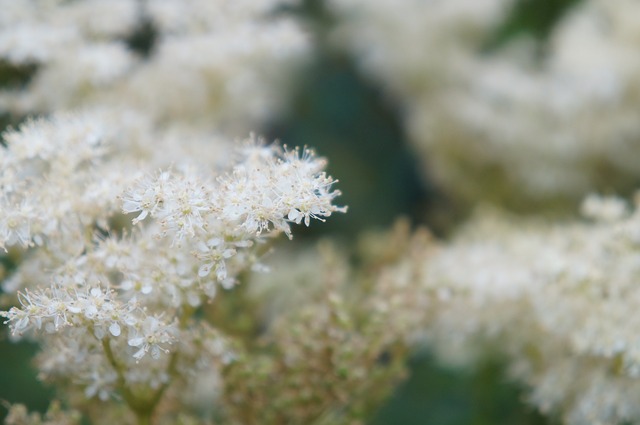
[{"left": 0, "top": 112, "right": 346, "bottom": 423}]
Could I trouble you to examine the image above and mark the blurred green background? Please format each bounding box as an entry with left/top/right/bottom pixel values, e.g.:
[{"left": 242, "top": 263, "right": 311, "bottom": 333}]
[{"left": 0, "top": 0, "right": 582, "bottom": 423}]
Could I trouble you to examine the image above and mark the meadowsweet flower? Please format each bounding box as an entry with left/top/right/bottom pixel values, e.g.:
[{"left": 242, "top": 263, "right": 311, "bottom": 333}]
[
  {"left": 330, "top": 0, "right": 640, "bottom": 211},
  {"left": 0, "top": 0, "right": 310, "bottom": 132},
  {"left": 1, "top": 118, "right": 345, "bottom": 420},
  {"left": 121, "top": 171, "right": 171, "bottom": 225},
  {"left": 0, "top": 1, "right": 348, "bottom": 423},
  {"left": 417, "top": 194, "right": 640, "bottom": 424},
  {"left": 0, "top": 201, "right": 34, "bottom": 250},
  {"left": 127, "top": 316, "right": 176, "bottom": 361},
  {"left": 580, "top": 193, "right": 628, "bottom": 222}
]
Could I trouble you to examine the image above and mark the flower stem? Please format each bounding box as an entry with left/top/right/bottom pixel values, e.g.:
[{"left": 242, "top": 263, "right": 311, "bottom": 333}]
[
  {"left": 101, "top": 337, "right": 137, "bottom": 407},
  {"left": 135, "top": 411, "right": 152, "bottom": 425},
  {"left": 102, "top": 338, "right": 158, "bottom": 424}
]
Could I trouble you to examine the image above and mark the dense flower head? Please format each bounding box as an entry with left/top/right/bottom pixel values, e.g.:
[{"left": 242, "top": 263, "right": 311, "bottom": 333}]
[
  {"left": 0, "top": 1, "right": 361, "bottom": 424},
  {"left": 221, "top": 226, "right": 426, "bottom": 425},
  {"left": 0, "top": 111, "right": 345, "bottom": 418},
  {"left": 0, "top": 0, "right": 310, "bottom": 132},
  {"left": 329, "top": 0, "right": 640, "bottom": 211},
  {"left": 415, "top": 194, "right": 640, "bottom": 425},
  {"left": 2, "top": 129, "right": 344, "bottom": 316},
  {"left": 121, "top": 140, "right": 345, "bottom": 245}
]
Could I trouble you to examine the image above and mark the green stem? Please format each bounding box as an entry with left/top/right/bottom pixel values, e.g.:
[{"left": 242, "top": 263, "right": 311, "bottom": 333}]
[
  {"left": 135, "top": 411, "right": 152, "bottom": 425},
  {"left": 101, "top": 338, "right": 160, "bottom": 423},
  {"left": 101, "top": 338, "right": 138, "bottom": 407}
]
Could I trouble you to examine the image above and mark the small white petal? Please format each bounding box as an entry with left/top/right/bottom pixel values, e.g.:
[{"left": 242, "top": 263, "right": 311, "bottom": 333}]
[
  {"left": 216, "top": 262, "right": 227, "bottom": 281},
  {"left": 109, "top": 322, "right": 121, "bottom": 337},
  {"left": 207, "top": 237, "right": 223, "bottom": 247},
  {"left": 133, "top": 347, "right": 146, "bottom": 360},
  {"left": 151, "top": 345, "right": 161, "bottom": 359},
  {"left": 85, "top": 305, "right": 98, "bottom": 318},
  {"left": 94, "top": 327, "right": 106, "bottom": 340},
  {"left": 197, "top": 241, "right": 209, "bottom": 252},
  {"left": 198, "top": 262, "right": 213, "bottom": 277},
  {"left": 222, "top": 249, "right": 236, "bottom": 258},
  {"left": 15, "top": 316, "right": 29, "bottom": 331},
  {"left": 128, "top": 337, "right": 144, "bottom": 347},
  {"left": 122, "top": 200, "right": 140, "bottom": 213},
  {"left": 288, "top": 208, "right": 300, "bottom": 221}
]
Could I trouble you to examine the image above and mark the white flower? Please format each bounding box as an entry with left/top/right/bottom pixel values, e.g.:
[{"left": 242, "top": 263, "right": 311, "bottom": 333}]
[
  {"left": 120, "top": 140, "right": 346, "bottom": 285},
  {"left": 121, "top": 172, "right": 170, "bottom": 224},
  {"left": 0, "top": 201, "right": 34, "bottom": 250},
  {"left": 127, "top": 316, "right": 176, "bottom": 361},
  {"left": 580, "top": 193, "right": 628, "bottom": 222},
  {"left": 157, "top": 173, "right": 211, "bottom": 241}
]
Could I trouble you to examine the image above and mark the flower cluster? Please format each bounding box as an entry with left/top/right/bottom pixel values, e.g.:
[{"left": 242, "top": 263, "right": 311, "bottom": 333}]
[
  {"left": 0, "top": 0, "right": 309, "bottom": 131},
  {"left": 15, "top": 0, "right": 640, "bottom": 424},
  {"left": 0, "top": 125, "right": 345, "bottom": 423},
  {"left": 321, "top": 3, "right": 640, "bottom": 423},
  {"left": 220, "top": 226, "right": 428, "bottom": 425},
  {"left": 408, "top": 195, "right": 640, "bottom": 424},
  {"left": 122, "top": 143, "right": 344, "bottom": 244},
  {"left": 330, "top": 0, "right": 640, "bottom": 211},
  {"left": 0, "top": 3, "right": 347, "bottom": 422}
]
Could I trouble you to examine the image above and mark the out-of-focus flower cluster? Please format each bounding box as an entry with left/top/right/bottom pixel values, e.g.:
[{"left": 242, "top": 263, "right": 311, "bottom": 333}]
[
  {"left": 221, "top": 222, "right": 432, "bottom": 425},
  {"left": 327, "top": 1, "right": 640, "bottom": 423},
  {"left": 0, "top": 0, "right": 309, "bottom": 133},
  {"left": 4, "top": 402, "right": 80, "bottom": 425},
  {"left": 330, "top": 0, "right": 640, "bottom": 211},
  {"left": 393, "top": 194, "right": 640, "bottom": 425}
]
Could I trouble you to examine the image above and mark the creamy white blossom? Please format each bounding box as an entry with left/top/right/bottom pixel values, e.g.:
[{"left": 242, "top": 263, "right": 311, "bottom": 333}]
[
  {"left": 415, "top": 194, "right": 640, "bottom": 425},
  {"left": 0, "top": 1, "right": 351, "bottom": 423},
  {"left": 330, "top": 0, "right": 640, "bottom": 211},
  {"left": 0, "top": 117, "right": 345, "bottom": 412},
  {"left": 0, "top": 0, "right": 310, "bottom": 132}
]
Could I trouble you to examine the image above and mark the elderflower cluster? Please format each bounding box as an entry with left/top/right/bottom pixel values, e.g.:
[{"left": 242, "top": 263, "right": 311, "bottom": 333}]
[
  {"left": 330, "top": 0, "right": 640, "bottom": 211},
  {"left": 409, "top": 195, "right": 640, "bottom": 425}
]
